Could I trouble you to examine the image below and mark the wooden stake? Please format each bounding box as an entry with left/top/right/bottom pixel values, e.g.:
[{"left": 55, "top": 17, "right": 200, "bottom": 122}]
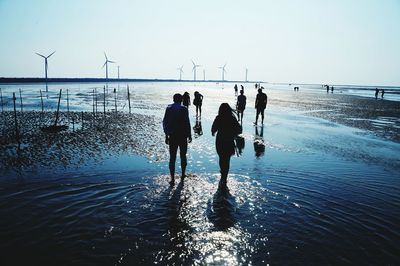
[
  {"left": 54, "top": 89, "right": 62, "bottom": 126},
  {"left": 0, "top": 88, "right": 4, "bottom": 113},
  {"left": 92, "top": 88, "right": 95, "bottom": 117},
  {"left": 81, "top": 111, "right": 84, "bottom": 129},
  {"left": 95, "top": 88, "right": 98, "bottom": 114},
  {"left": 127, "top": 85, "right": 131, "bottom": 113},
  {"left": 114, "top": 88, "right": 117, "bottom": 114},
  {"left": 40, "top": 89, "right": 44, "bottom": 112},
  {"left": 103, "top": 86, "right": 106, "bottom": 115},
  {"left": 19, "top": 88, "right": 23, "bottom": 112},
  {"left": 13, "top": 92, "right": 20, "bottom": 143},
  {"left": 67, "top": 88, "right": 70, "bottom": 113}
]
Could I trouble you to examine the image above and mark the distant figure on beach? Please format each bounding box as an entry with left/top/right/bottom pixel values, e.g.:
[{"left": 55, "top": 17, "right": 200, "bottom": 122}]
[
  {"left": 381, "top": 89, "right": 385, "bottom": 98},
  {"left": 375, "top": 88, "right": 379, "bottom": 99},
  {"left": 182, "top": 92, "right": 190, "bottom": 108},
  {"left": 254, "top": 88, "right": 268, "bottom": 125},
  {"left": 236, "top": 89, "right": 246, "bottom": 123},
  {"left": 212, "top": 103, "right": 242, "bottom": 184},
  {"left": 193, "top": 91, "right": 203, "bottom": 117},
  {"left": 163, "top": 93, "right": 192, "bottom": 184},
  {"left": 331, "top": 86, "right": 334, "bottom": 93},
  {"left": 326, "top": 85, "right": 330, "bottom": 93},
  {"left": 255, "top": 83, "right": 258, "bottom": 89},
  {"left": 234, "top": 84, "right": 238, "bottom": 96},
  {"left": 240, "top": 85, "right": 244, "bottom": 93}
]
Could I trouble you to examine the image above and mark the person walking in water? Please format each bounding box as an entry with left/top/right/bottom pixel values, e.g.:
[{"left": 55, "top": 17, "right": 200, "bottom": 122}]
[
  {"left": 212, "top": 103, "right": 242, "bottom": 184},
  {"left": 254, "top": 88, "right": 268, "bottom": 125},
  {"left": 236, "top": 89, "right": 246, "bottom": 123},
  {"left": 375, "top": 88, "right": 379, "bottom": 99},
  {"left": 193, "top": 91, "right": 203, "bottom": 117},
  {"left": 182, "top": 92, "right": 190, "bottom": 108},
  {"left": 163, "top": 93, "right": 192, "bottom": 184},
  {"left": 234, "top": 84, "right": 238, "bottom": 96},
  {"left": 381, "top": 89, "right": 385, "bottom": 98}
]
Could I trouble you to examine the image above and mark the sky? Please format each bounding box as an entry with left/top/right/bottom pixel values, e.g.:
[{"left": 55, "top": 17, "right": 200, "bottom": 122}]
[{"left": 0, "top": 0, "right": 399, "bottom": 85}]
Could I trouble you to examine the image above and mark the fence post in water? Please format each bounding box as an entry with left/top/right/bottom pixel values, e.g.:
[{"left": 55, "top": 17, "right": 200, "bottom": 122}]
[
  {"left": 0, "top": 88, "right": 4, "bottom": 113},
  {"left": 19, "top": 88, "right": 23, "bottom": 112},
  {"left": 67, "top": 89, "right": 70, "bottom": 113},
  {"left": 92, "top": 88, "right": 95, "bottom": 118},
  {"left": 81, "top": 111, "right": 84, "bottom": 129},
  {"left": 95, "top": 88, "right": 98, "bottom": 114},
  {"left": 127, "top": 85, "right": 131, "bottom": 114},
  {"left": 103, "top": 86, "right": 106, "bottom": 115},
  {"left": 114, "top": 88, "right": 117, "bottom": 114},
  {"left": 54, "top": 89, "right": 62, "bottom": 126},
  {"left": 40, "top": 89, "right": 44, "bottom": 112},
  {"left": 13, "top": 92, "right": 20, "bottom": 143}
]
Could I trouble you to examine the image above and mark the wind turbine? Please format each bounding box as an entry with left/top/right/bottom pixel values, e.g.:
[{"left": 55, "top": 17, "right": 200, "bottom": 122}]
[
  {"left": 245, "top": 67, "right": 248, "bottom": 82},
  {"left": 36, "top": 51, "right": 56, "bottom": 80},
  {"left": 218, "top": 63, "right": 227, "bottom": 81},
  {"left": 177, "top": 65, "right": 184, "bottom": 80},
  {"left": 102, "top": 52, "right": 115, "bottom": 79},
  {"left": 191, "top": 60, "right": 201, "bottom": 81}
]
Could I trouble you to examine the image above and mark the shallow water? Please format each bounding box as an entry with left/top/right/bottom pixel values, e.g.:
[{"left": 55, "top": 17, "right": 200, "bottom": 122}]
[{"left": 0, "top": 82, "right": 399, "bottom": 265}]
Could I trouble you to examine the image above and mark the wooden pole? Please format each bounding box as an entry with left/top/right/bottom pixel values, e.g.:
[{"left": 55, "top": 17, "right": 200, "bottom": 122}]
[
  {"left": 95, "top": 88, "right": 98, "bottom": 114},
  {"left": 13, "top": 92, "right": 19, "bottom": 143},
  {"left": 114, "top": 88, "right": 117, "bottom": 114},
  {"left": 103, "top": 86, "right": 106, "bottom": 115},
  {"left": 127, "top": 85, "right": 131, "bottom": 113},
  {"left": 0, "top": 88, "right": 4, "bottom": 113},
  {"left": 81, "top": 111, "right": 84, "bottom": 129},
  {"left": 67, "top": 89, "right": 70, "bottom": 113},
  {"left": 40, "top": 89, "right": 44, "bottom": 112},
  {"left": 19, "top": 88, "right": 23, "bottom": 112},
  {"left": 92, "top": 88, "right": 95, "bottom": 117},
  {"left": 54, "top": 89, "right": 62, "bottom": 126}
]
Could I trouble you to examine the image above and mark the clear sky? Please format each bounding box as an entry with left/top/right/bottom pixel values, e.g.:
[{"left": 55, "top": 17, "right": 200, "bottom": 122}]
[{"left": 0, "top": 0, "right": 399, "bottom": 85}]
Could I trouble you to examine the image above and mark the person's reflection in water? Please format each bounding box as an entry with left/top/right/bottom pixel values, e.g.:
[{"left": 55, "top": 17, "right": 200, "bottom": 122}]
[
  {"left": 208, "top": 180, "right": 237, "bottom": 230},
  {"left": 193, "top": 119, "right": 203, "bottom": 138},
  {"left": 165, "top": 179, "right": 192, "bottom": 264},
  {"left": 254, "top": 126, "right": 265, "bottom": 157},
  {"left": 235, "top": 135, "right": 245, "bottom": 156}
]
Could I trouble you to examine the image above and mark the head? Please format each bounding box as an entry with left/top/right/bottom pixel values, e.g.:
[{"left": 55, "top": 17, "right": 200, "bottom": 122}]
[
  {"left": 258, "top": 88, "right": 262, "bottom": 93},
  {"left": 184, "top": 91, "right": 189, "bottom": 95},
  {"left": 240, "top": 89, "right": 244, "bottom": 95},
  {"left": 173, "top": 93, "right": 183, "bottom": 103},
  {"left": 194, "top": 91, "right": 198, "bottom": 95},
  {"left": 218, "top": 103, "right": 234, "bottom": 117}
]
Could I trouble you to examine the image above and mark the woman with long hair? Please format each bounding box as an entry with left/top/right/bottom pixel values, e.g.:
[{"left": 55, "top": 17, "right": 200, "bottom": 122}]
[{"left": 211, "top": 103, "right": 242, "bottom": 184}]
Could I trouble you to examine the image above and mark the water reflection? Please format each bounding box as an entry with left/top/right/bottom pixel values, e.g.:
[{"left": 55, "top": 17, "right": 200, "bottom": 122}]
[
  {"left": 208, "top": 180, "right": 237, "bottom": 231},
  {"left": 235, "top": 135, "right": 245, "bottom": 156},
  {"left": 193, "top": 118, "right": 203, "bottom": 138},
  {"left": 254, "top": 126, "right": 265, "bottom": 157}
]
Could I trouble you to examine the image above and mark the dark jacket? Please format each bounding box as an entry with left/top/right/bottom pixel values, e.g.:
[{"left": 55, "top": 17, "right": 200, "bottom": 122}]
[
  {"left": 163, "top": 103, "right": 191, "bottom": 138},
  {"left": 211, "top": 115, "right": 241, "bottom": 156}
]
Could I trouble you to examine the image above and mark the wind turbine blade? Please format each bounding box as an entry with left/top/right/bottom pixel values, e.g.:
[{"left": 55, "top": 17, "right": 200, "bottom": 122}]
[
  {"left": 224, "top": 63, "right": 227, "bottom": 68},
  {"left": 47, "top": 51, "right": 56, "bottom": 58},
  {"left": 191, "top": 60, "right": 196, "bottom": 66},
  {"left": 104, "top": 52, "right": 108, "bottom": 60},
  {"left": 36, "top": 53, "right": 46, "bottom": 58},
  {"left": 102, "top": 61, "right": 107, "bottom": 68},
  {"left": 108, "top": 60, "right": 115, "bottom": 63}
]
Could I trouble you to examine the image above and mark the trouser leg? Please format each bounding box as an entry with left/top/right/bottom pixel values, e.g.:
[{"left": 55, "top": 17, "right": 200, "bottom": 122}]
[
  {"left": 219, "top": 154, "right": 231, "bottom": 181},
  {"left": 179, "top": 140, "right": 188, "bottom": 177},
  {"left": 169, "top": 140, "right": 178, "bottom": 179}
]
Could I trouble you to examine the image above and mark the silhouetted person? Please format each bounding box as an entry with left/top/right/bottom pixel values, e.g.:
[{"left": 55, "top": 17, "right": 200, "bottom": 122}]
[
  {"left": 193, "top": 91, "right": 203, "bottom": 117},
  {"left": 381, "top": 89, "right": 385, "bottom": 98},
  {"left": 182, "top": 91, "right": 190, "bottom": 108},
  {"left": 375, "top": 88, "right": 379, "bottom": 99},
  {"left": 240, "top": 85, "right": 244, "bottom": 94},
  {"left": 212, "top": 103, "right": 242, "bottom": 184},
  {"left": 254, "top": 126, "right": 265, "bottom": 157},
  {"left": 234, "top": 84, "right": 238, "bottom": 96},
  {"left": 163, "top": 93, "right": 192, "bottom": 184},
  {"left": 193, "top": 119, "right": 203, "bottom": 137},
  {"left": 255, "top": 83, "right": 258, "bottom": 89},
  {"left": 236, "top": 89, "right": 246, "bottom": 122},
  {"left": 254, "top": 88, "right": 268, "bottom": 125},
  {"left": 331, "top": 86, "right": 334, "bottom": 93},
  {"left": 326, "top": 85, "right": 330, "bottom": 93}
]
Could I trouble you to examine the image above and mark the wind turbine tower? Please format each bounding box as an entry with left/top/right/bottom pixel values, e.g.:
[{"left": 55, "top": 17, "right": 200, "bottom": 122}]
[
  {"left": 36, "top": 51, "right": 56, "bottom": 80},
  {"left": 245, "top": 68, "right": 248, "bottom": 82},
  {"left": 203, "top": 69, "right": 206, "bottom": 81},
  {"left": 177, "top": 65, "right": 184, "bottom": 80},
  {"left": 118, "top": 66, "right": 120, "bottom": 79},
  {"left": 191, "top": 60, "right": 201, "bottom": 81},
  {"left": 102, "top": 52, "right": 115, "bottom": 79},
  {"left": 218, "top": 63, "right": 227, "bottom": 81}
]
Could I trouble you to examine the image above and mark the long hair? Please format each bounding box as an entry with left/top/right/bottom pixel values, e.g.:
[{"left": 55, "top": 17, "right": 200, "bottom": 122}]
[{"left": 218, "top": 103, "right": 238, "bottom": 119}]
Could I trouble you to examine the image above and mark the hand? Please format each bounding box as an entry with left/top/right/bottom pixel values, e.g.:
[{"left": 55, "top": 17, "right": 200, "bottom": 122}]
[
  {"left": 165, "top": 135, "right": 169, "bottom": 145},
  {"left": 212, "top": 132, "right": 215, "bottom": 137},
  {"left": 188, "top": 136, "right": 192, "bottom": 143}
]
